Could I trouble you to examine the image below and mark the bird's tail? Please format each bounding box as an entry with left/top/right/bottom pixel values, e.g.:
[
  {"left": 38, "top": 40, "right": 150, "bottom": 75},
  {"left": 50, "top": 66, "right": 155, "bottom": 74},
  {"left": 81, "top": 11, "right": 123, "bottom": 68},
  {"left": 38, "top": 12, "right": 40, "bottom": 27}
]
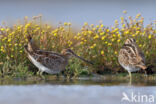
[
  {"left": 137, "top": 64, "right": 147, "bottom": 75},
  {"left": 137, "top": 65, "right": 147, "bottom": 70}
]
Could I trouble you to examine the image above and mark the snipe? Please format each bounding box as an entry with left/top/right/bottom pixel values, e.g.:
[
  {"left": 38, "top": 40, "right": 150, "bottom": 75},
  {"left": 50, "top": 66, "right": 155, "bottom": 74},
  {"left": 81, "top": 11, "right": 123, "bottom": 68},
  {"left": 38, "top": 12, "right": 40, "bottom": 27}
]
[
  {"left": 118, "top": 38, "right": 147, "bottom": 81},
  {"left": 24, "top": 35, "right": 93, "bottom": 77}
]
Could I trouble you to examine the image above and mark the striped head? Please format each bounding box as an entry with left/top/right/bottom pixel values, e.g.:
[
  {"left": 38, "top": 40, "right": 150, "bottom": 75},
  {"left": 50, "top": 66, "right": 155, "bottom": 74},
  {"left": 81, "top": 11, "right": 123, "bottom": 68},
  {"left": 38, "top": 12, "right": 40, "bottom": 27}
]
[
  {"left": 26, "top": 35, "right": 38, "bottom": 52},
  {"left": 27, "top": 35, "right": 32, "bottom": 42},
  {"left": 61, "top": 48, "right": 74, "bottom": 58},
  {"left": 124, "top": 38, "right": 136, "bottom": 45}
]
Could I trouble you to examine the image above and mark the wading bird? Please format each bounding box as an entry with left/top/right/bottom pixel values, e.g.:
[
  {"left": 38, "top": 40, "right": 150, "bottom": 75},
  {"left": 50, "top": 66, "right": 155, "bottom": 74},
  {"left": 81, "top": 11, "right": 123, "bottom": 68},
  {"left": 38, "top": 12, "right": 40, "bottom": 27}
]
[
  {"left": 24, "top": 35, "right": 93, "bottom": 77},
  {"left": 118, "top": 38, "right": 147, "bottom": 81}
]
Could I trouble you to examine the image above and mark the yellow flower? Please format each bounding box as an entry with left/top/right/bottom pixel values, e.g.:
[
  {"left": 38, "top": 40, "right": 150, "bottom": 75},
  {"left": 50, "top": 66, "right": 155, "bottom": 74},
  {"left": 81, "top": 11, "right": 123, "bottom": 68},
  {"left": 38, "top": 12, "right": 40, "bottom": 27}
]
[
  {"left": 90, "top": 24, "right": 94, "bottom": 27},
  {"left": 117, "top": 39, "right": 121, "bottom": 43},
  {"left": 146, "top": 51, "right": 149, "bottom": 55},
  {"left": 68, "top": 22, "right": 71, "bottom": 26},
  {"left": 74, "top": 36, "right": 77, "bottom": 39},
  {"left": 108, "top": 43, "right": 112, "bottom": 46},
  {"left": 83, "top": 32, "right": 87, "bottom": 36},
  {"left": 123, "top": 10, "right": 127, "bottom": 14},
  {"left": 100, "top": 32, "right": 104, "bottom": 35},
  {"left": 111, "top": 38, "right": 115, "bottom": 42},
  {"left": 80, "top": 41, "right": 84, "bottom": 45},
  {"left": 93, "top": 34, "right": 99, "bottom": 39},
  {"left": 68, "top": 41, "right": 72, "bottom": 46},
  {"left": 113, "top": 34, "right": 116, "bottom": 37},
  {"left": 136, "top": 31, "right": 140, "bottom": 35},
  {"left": 92, "top": 28, "right": 96, "bottom": 31},
  {"left": 93, "top": 44, "right": 96, "bottom": 47},
  {"left": 132, "top": 34, "right": 136, "bottom": 37},
  {"left": 19, "top": 44, "right": 22, "bottom": 46},
  {"left": 64, "top": 22, "right": 68, "bottom": 26},
  {"left": 0, "top": 49, "right": 4, "bottom": 52},
  {"left": 148, "top": 35, "right": 151, "bottom": 39},
  {"left": 139, "top": 44, "right": 142, "bottom": 47},
  {"left": 101, "top": 51, "right": 104, "bottom": 55},
  {"left": 98, "top": 28, "right": 102, "bottom": 32},
  {"left": 106, "top": 29, "right": 110, "bottom": 32},
  {"left": 17, "top": 26, "right": 22, "bottom": 30},
  {"left": 90, "top": 46, "right": 94, "bottom": 49},
  {"left": 114, "top": 51, "right": 117, "bottom": 55},
  {"left": 20, "top": 50, "right": 23, "bottom": 53},
  {"left": 77, "top": 32, "right": 81, "bottom": 36},
  {"left": 88, "top": 31, "right": 92, "bottom": 34},
  {"left": 114, "top": 28, "right": 119, "bottom": 32},
  {"left": 1, "top": 46, "right": 4, "bottom": 49},
  {"left": 115, "top": 20, "right": 118, "bottom": 24},
  {"left": 136, "top": 13, "right": 141, "bottom": 19},
  {"left": 11, "top": 55, "right": 14, "bottom": 58},
  {"left": 120, "top": 17, "right": 124, "bottom": 23},
  {"left": 8, "top": 39, "right": 11, "bottom": 42},
  {"left": 54, "top": 33, "right": 57, "bottom": 36},
  {"left": 101, "top": 36, "right": 105, "bottom": 40},
  {"left": 90, "top": 44, "right": 96, "bottom": 49},
  {"left": 105, "top": 41, "right": 108, "bottom": 44},
  {"left": 0, "top": 28, "right": 5, "bottom": 31},
  {"left": 117, "top": 34, "right": 121, "bottom": 38},
  {"left": 6, "top": 28, "right": 10, "bottom": 32},
  {"left": 125, "top": 30, "right": 129, "bottom": 34},
  {"left": 100, "top": 24, "right": 104, "bottom": 28},
  {"left": 25, "top": 23, "right": 31, "bottom": 28},
  {"left": 96, "top": 25, "right": 99, "bottom": 28},
  {"left": 84, "top": 22, "right": 88, "bottom": 26},
  {"left": 81, "top": 38, "right": 84, "bottom": 40}
]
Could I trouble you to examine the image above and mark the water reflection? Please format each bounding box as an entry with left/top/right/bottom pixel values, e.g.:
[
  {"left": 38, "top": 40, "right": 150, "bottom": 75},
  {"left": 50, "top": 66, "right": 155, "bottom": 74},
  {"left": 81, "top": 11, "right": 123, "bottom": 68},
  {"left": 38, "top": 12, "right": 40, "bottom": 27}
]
[
  {"left": 0, "top": 85, "right": 155, "bottom": 104},
  {"left": 0, "top": 75, "right": 156, "bottom": 86}
]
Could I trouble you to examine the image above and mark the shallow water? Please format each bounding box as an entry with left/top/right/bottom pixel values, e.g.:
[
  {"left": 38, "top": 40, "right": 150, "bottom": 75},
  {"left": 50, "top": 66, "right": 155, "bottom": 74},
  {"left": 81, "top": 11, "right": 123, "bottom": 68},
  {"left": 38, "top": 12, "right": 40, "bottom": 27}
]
[
  {"left": 0, "top": 85, "right": 156, "bottom": 104},
  {"left": 0, "top": 76, "right": 156, "bottom": 104}
]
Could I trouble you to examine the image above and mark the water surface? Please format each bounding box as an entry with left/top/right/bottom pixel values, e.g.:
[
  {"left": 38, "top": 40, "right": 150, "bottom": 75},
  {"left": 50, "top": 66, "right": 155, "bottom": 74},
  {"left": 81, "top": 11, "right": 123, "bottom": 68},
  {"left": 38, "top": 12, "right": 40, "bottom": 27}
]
[
  {"left": 0, "top": 85, "right": 156, "bottom": 104},
  {"left": 0, "top": 76, "right": 156, "bottom": 104}
]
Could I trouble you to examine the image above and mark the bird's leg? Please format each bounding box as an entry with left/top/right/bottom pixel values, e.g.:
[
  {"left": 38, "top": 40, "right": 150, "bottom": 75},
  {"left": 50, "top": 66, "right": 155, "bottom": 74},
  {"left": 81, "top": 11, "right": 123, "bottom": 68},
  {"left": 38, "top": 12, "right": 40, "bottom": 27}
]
[
  {"left": 144, "top": 69, "right": 148, "bottom": 77},
  {"left": 56, "top": 73, "right": 60, "bottom": 78},
  {"left": 39, "top": 70, "right": 45, "bottom": 79},
  {"left": 61, "top": 69, "right": 68, "bottom": 78},
  {"left": 128, "top": 71, "right": 132, "bottom": 85},
  {"left": 37, "top": 70, "right": 40, "bottom": 76}
]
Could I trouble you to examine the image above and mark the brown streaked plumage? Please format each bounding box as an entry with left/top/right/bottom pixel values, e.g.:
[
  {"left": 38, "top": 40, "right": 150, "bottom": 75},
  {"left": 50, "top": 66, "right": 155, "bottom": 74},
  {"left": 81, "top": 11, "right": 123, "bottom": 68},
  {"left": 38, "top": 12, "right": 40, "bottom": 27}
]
[
  {"left": 24, "top": 36, "right": 93, "bottom": 75},
  {"left": 118, "top": 38, "right": 147, "bottom": 80}
]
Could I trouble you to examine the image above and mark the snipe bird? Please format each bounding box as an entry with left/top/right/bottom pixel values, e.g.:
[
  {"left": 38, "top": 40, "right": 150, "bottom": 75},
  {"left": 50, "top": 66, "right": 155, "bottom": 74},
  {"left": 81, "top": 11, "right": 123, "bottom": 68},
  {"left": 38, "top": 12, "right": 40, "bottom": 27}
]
[
  {"left": 118, "top": 38, "right": 147, "bottom": 80},
  {"left": 24, "top": 36, "right": 93, "bottom": 76}
]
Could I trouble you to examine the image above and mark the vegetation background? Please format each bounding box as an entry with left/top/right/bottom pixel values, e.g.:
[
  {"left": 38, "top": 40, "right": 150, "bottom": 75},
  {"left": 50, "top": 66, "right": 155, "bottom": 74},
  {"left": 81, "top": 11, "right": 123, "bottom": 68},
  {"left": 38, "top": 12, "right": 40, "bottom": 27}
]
[{"left": 0, "top": 12, "right": 155, "bottom": 77}]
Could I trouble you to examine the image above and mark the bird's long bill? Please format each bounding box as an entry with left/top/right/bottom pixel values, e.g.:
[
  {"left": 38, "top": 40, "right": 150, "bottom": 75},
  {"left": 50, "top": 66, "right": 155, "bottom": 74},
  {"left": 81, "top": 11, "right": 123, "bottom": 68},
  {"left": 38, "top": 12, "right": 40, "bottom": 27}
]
[{"left": 72, "top": 53, "right": 94, "bottom": 65}]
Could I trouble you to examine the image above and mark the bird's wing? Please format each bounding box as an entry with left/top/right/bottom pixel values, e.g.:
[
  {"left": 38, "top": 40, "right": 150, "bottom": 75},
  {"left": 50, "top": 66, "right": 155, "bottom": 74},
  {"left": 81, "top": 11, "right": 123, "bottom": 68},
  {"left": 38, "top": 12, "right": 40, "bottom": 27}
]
[
  {"left": 121, "top": 45, "right": 138, "bottom": 65},
  {"left": 32, "top": 50, "right": 66, "bottom": 70},
  {"left": 123, "top": 44, "right": 144, "bottom": 65},
  {"left": 35, "top": 50, "right": 63, "bottom": 56}
]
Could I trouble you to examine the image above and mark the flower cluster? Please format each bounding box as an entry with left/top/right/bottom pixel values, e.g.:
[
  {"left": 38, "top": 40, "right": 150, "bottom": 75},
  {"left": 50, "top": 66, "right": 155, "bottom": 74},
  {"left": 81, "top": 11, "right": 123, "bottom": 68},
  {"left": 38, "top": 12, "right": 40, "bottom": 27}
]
[{"left": 0, "top": 12, "right": 155, "bottom": 74}]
